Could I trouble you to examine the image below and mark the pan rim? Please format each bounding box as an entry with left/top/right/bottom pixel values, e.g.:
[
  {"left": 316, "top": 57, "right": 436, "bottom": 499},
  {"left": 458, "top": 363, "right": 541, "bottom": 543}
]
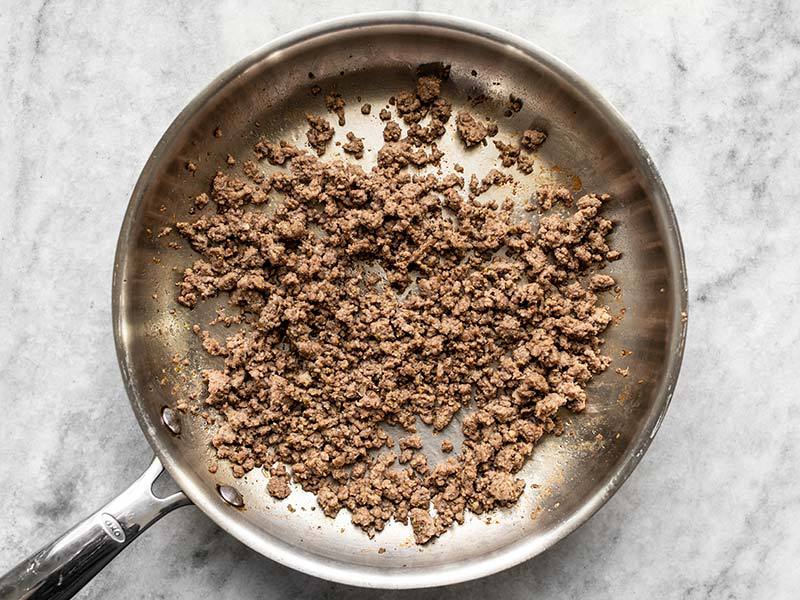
[{"left": 113, "top": 11, "right": 689, "bottom": 589}]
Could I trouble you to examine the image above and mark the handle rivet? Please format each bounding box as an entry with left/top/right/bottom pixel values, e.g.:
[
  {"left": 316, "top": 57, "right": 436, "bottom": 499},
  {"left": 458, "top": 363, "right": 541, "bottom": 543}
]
[
  {"left": 161, "top": 407, "right": 181, "bottom": 435},
  {"left": 217, "top": 485, "right": 244, "bottom": 508}
]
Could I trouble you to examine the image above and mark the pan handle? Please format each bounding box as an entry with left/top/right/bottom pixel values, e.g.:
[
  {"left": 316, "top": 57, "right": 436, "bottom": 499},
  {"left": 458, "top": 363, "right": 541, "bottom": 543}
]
[{"left": 0, "top": 456, "right": 190, "bottom": 600}]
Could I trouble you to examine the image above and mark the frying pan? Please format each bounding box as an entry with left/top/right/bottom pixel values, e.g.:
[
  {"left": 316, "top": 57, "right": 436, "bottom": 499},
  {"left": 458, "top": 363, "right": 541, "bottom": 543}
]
[{"left": 0, "top": 12, "right": 688, "bottom": 599}]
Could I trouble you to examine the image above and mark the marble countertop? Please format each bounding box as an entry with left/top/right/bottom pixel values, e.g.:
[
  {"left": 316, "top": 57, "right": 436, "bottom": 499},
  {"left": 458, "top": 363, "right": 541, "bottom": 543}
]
[{"left": 2, "top": 1, "right": 798, "bottom": 598}]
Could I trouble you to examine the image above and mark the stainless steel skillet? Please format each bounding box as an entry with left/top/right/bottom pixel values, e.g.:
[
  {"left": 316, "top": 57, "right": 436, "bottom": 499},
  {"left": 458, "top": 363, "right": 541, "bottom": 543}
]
[{"left": 0, "top": 12, "right": 688, "bottom": 598}]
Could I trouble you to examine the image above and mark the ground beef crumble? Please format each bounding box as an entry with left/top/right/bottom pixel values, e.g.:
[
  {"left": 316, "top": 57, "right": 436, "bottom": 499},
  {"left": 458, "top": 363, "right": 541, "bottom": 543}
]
[
  {"left": 342, "top": 132, "right": 364, "bottom": 159},
  {"left": 469, "top": 169, "right": 513, "bottom": 197},
  {"left": 324, "top": 90, "right": 346, "bottom": 126},
  {"left": 521, "top": 128, "right": 547, "bottom": 151},
  {"left": 383, "top": 121, "right": 402, "bottom": 142},
  {"left": 456, "top": 111, "right": 488, "bottom": 147},
  {"left": 173, "top": 71, "right": 620, "bottom": 545},
  {"left": 255, "top": 139, "right": 304, "bottom": 165},
  {"left": 305, "top": 115, "right": 334, "bottom": 155}
]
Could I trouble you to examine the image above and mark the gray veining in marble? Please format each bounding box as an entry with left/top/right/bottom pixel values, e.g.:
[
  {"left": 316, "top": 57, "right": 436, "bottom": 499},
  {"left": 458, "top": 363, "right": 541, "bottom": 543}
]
[{"left": 2, "top": 1, "right": 800, "bottom": 598}]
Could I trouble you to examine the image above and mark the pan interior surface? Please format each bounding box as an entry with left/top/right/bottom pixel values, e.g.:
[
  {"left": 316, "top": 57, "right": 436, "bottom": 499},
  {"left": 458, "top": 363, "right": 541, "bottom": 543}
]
[{"left": 114, "top": 14, "right": 687, "bottom": 588}]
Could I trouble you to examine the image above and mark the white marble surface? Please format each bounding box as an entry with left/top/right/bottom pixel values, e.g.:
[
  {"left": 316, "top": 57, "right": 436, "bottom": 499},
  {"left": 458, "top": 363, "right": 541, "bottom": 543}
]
[{"left": 2, "top": 1, "right": 799, "bottom": 598}]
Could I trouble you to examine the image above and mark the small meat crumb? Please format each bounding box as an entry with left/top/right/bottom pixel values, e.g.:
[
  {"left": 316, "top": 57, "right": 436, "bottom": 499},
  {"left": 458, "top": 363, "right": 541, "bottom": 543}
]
[
  {"left": 494, "top": 140, "right": 520, "bottom": 167},
  {"left": 531, "top": 185, "right": 572, "bottom": 211},
  {"left": 416, "top": 75, "right": 441, "bottom": 103},
  {"left": 456, "top": 111, "right": 488, "bottom": 147},
  {"left": 517, "top": 154, "right": 535, "bottom": 174},
  {"left": 361, "top": 103, "right": 372, "bottom": 115},
  {"left": 305, "top": 114, "right": 334, "bottom": 155},
  {"left": 469, "top": 169, "right": 514, "bottom": 197},
  {"left": 267, "top": 465, "right": 292, "bottom": 499},
  {"left": 255, "top": 139, "right": 304, "bottom": 165},
  {"left": 399, "top": 434, "right": 423, "bottom": 450},
  {"left": 383, "top": 121, "right": 402, "bottom": 142},
  {"left": 410, "top": 508, "right": 436, "bottom": 544},
  {"left": 325, "top": 91, "right": 346, "bottom": 126},
  {"left": 342, "top": 132, "right": 365, "bottom": 159},
  {"left": 521, "top": 129, "right": 547, "bottom": 151},
  {"left": 589, "top": 274, "right": 616, "bottom": 291}
]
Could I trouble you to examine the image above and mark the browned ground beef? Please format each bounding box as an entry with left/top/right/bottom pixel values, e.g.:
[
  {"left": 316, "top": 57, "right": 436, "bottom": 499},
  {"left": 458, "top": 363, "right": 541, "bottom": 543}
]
[{"left": 173, "top": 70, "right": 620, "bottom": 545}]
